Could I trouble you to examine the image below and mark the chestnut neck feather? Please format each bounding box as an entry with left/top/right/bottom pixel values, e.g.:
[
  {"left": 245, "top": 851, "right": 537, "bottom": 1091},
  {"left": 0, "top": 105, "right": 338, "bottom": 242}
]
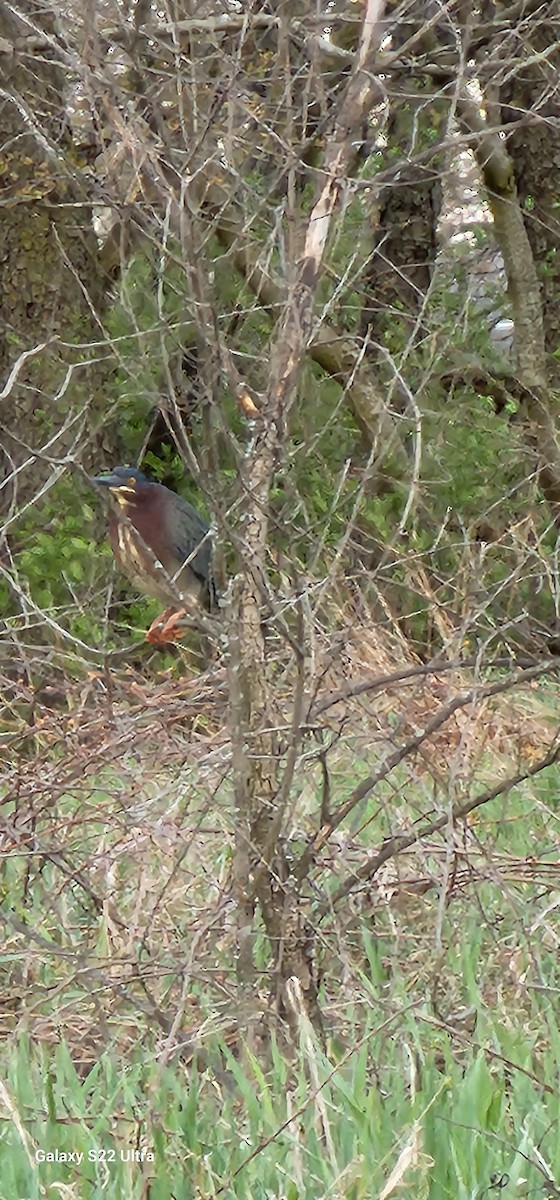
[{"left": 112, "top": 487, "right": 168, "bottom": 557}]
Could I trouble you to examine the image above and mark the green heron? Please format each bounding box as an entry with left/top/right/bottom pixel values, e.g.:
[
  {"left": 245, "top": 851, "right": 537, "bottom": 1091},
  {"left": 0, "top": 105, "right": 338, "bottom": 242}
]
[{"left": 92, "top": 466, "right": 216, "bottom": 643}]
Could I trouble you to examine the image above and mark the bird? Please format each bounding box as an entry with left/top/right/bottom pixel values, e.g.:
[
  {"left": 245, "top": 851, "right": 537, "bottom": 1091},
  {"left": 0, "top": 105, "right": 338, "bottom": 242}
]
[{"left": 91, "top": 465, "right": 216, "bottom": 644}]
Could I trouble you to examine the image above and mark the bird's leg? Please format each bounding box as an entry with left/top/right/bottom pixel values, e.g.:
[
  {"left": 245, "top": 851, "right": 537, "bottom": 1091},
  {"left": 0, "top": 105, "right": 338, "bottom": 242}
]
[
  {"left": 145, "top": 607, "right": 187, "bottom": 644},
  {"left": 157, "top": 608, "right": 187, "bottom": 642}
]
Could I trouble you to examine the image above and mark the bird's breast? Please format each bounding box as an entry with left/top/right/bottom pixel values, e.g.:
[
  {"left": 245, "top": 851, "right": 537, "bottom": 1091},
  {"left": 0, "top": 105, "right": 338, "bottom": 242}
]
[
  {"left": 108, "top": 512, "right": 205, "bottom": 607},
  {"left": 109, "top": 516, "right": 174, "bottom": 603}
]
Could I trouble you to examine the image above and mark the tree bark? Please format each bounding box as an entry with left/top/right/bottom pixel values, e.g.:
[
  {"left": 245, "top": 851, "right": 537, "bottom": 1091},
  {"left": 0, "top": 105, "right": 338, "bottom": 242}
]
[
  {"left": 458, "top": 94, "right": 560, "bottom": 525},
  {"left": 498, "top": 6, "right": 560, "bottom": 381},
  {"left": 0, "top": 1, "right": 112, "bottom": 518},
  {"left": 358, "top": 0, "right": 450, "bottom": 349}
]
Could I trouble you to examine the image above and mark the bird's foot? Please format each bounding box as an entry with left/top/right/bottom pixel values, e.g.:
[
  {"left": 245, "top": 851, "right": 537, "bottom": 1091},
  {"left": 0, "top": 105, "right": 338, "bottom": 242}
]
[{"left": 145, "top": 607, "right": 187, "bottom": 645}]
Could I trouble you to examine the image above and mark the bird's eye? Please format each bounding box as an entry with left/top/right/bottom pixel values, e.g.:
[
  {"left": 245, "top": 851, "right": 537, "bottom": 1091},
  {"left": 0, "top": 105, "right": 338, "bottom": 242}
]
[{"left": 127, "top": 477, "right": 137, "bottom": 488}]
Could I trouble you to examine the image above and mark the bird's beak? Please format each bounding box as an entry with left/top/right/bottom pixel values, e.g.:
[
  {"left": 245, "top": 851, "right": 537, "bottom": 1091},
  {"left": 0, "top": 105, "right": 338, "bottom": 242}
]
[
  {"left": 90, "top": 473, "right": 122, "bottom": 488},
  {"left": 90, "top": 474, "right": 138, "bottom": 507}
]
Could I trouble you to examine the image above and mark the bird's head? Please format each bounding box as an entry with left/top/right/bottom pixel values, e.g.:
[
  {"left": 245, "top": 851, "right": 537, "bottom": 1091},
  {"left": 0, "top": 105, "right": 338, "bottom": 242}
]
[{"left": 91, "top": 466, "right": 151, "bottom": 513}]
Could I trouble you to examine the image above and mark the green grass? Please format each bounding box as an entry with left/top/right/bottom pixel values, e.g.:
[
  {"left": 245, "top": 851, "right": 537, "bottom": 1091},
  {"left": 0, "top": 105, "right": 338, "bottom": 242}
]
[
  {"left": 1, "top": 690, "right": 559, "bottom": 1199},
  {"left": 0, "top": 978, "right": 558, "bottom": 1199}
]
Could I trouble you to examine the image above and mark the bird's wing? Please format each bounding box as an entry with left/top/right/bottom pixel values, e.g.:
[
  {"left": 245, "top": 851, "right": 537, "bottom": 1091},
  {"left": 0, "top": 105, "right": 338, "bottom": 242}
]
[{"left": 171, "top": 496, "right": 213, "bottom": 584}]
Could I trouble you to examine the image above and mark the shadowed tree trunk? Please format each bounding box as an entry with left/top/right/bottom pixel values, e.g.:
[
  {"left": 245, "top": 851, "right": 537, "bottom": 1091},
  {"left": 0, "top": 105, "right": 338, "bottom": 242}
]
[
  {"left": 359, "top": 82, "right": 445, "bottom": 348},
  {"left": 358, "top": 0, "right": 451, "bottom": 349},
  {"left": 458, "top": 89, "right": 560, "bottom": 527},
  {"left": 498, "top": 5, "right": 560, "bottom": 384},
  {"left": 0, "top": 1, "right": 114, "bottom": 517}
]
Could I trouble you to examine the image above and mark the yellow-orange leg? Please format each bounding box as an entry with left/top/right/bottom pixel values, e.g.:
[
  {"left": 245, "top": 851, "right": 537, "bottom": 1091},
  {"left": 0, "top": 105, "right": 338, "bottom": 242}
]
[{"left": 145, "top": 607, "right": 187, "bottom": 644}]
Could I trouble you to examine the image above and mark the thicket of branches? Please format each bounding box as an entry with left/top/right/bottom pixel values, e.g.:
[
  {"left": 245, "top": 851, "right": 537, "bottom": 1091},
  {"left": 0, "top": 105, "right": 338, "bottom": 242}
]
[{"left": 1, "top": 0, "right": 560, "bottom": 1074}]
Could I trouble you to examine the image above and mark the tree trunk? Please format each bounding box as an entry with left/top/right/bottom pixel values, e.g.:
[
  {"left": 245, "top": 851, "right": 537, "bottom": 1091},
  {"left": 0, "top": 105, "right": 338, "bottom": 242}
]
[
  {"left": 358, "top": 0, "right": 450, "bottom": 349},
  {"left": 498, "top": 6, "right": 560, "bottom": 383},
  {"left": 359, "top": 78, "right": 444, "bottom": 347},
  {"left": 0, "top": 1, "right": 113, "bottom": 517}
]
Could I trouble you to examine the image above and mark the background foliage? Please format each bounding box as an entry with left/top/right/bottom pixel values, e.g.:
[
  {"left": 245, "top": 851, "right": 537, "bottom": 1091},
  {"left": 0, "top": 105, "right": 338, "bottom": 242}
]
[{"left": 1, "top": 1, "right": 560, "bottom": 1196}]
